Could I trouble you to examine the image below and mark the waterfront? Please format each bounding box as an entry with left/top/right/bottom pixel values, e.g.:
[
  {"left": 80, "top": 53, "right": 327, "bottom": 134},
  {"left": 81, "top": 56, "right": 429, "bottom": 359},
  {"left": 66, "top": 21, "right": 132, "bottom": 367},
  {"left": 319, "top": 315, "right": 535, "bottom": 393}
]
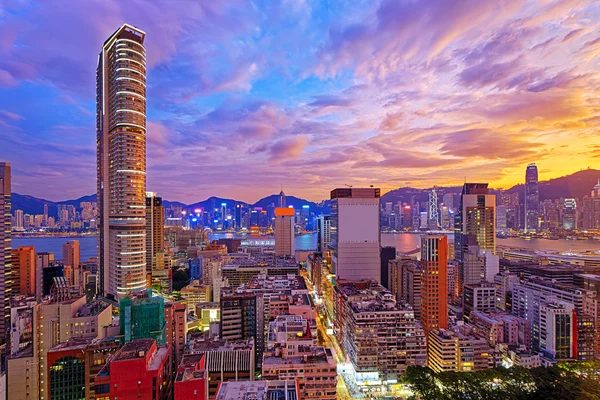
[{"left": 12, "top": 232, "right": 600, "bottom": 261}]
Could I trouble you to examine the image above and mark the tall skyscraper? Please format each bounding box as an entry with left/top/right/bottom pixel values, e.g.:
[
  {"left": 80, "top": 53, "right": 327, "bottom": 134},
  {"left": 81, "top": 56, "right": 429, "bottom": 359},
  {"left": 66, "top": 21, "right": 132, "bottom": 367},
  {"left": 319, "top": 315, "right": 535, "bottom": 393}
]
[
  {"left": 330, "top": 188, "right": 381, "bottom": 282},
  {"left": 97, "top": 24, "right": 147, "bottom": 299},
  {"left": 428, "top": 188, "right": 439, "bottom": 230},
  {"left": 525, "top": 163, "right": 539, "bottom": 233},
  {"left": 14, "top": 209, "right": 23, "bottom": 230},
  {"left": 145, "top": 192, "right": 164, "bottom": 276},
  {"left": 420, "top": 235, "right": 448, "bottom": 335},
  {"left": 316, "top": 215, "right": 331, "bottom": 253},
  {"left": 0, "top": 162, "right": 11, "bottom": 342},
  {"left": 563, "top": 198, "right": 577, "bottom": 230},
  {"left": 454, "top": 183, "right": 496, "bottom": 264},
  {"left": 274, "top": 207, "right": 295, "bottom": 257}
]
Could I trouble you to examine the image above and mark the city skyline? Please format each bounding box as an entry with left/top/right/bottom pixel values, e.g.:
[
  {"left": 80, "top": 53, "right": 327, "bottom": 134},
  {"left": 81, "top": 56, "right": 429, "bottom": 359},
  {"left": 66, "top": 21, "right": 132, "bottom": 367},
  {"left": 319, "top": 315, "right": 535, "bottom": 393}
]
[{"left": 1, "top": 1, "right": 600, "bottom": 203}]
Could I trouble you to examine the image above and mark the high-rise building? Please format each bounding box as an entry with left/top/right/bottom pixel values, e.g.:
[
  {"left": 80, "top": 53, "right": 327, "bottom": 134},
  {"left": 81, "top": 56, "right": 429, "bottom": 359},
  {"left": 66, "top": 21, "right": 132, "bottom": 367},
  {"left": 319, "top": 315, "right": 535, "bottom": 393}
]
[
  {"left": 427, "top": 327, "right": 494, "bottom": 372},
  {"left": 525, "top": 163, "right": 539, "bottom": 233},
  {"left": 563, "top": 198, "right": 577, "bottom": 230},
  {"left": 380, "top": 246, "right": 396, "bottom": 289},
  {"left": 316, "top": 214, "right": 331, "bottom": 253},
  {"left": 0, "top": 162, "right": 11, "bottom": 342},
  {"left": 330, "top": 188, "right": 381, "bottom": 282},
  {"left": 454, "top": 183, "right": 496, "bottom": 267},
  {"left": 220, "top": 293, "right": 264, "bottom": 368},
  {"left": 97, "top": 24, "right": 147, "bottom": 300},
  {"left": 14, "top": 209, "right": 23, "bottom": 230},
  {"left": 146, "top": 192, "right": 164, "bottom": 276},
  {"left": 11, "top": 246, "right": 36, "bottom": 296},
  {"left": 62, "top": 240, "right": 80, "bottom": 288},
  {"left": 420, "top": 235, "right": 448, "bottom": 335},
  {"left": 274, "top": 207, "right": 295, "bottom": 257},
  {"left": 428, "top": 188, "right": 439, "bottom": 229}
]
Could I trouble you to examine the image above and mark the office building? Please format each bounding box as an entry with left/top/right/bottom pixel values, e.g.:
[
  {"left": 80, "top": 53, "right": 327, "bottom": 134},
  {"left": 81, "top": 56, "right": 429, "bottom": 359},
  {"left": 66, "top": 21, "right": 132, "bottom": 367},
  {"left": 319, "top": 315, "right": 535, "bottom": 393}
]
[
  {"left": 11, "top": 246, "right": 36, "bottom": 296},
  {"left": 274, "top": 207, "right": 295, "bottom": 257},
  {"left": 120, "top": 290, "right": 165, "bottom": 344},
  {"left": 316, "top": 214, "right": 331, "bottom": 253},
  {"left": 330, "top": 188, "right": 381, "bottom": 282},
  {"left": 591, "top": 180, "right": 600, "bottom": 229},
  {"left": 97, "top": 24, "right": 147, "bottom": 299},
  {"left": 62, "top": 240, "right": 81, "bottom": 288},
  {"left": 0, "top": 162, "right": 11, "bottom": 341},
  {"left": 146, "top": 192, "right": 164, "bottom": 276},
  {"left": 220, "top": 293, "right": 264, "bottom": 367},
  {"left": 428, "top": 188, "right": 439, "bottom": 229},
  {"left": 563, "top": 198, "right": 577, "bottom": 230},
  {"left": 463, "top": 282, "right": 497, "bottom": 323},
  {"left": 539, "top": 301, "right": 576, "bottom": 360},
  {"left": 420, "top": 235, "right": 448, "bottom": 335},
  {"left": 380, "top": 246, "right": 396, "bottom": 289},
  {"left": 454, "top": 183, "right": 496, "bottom": 263},
  {"left": 427, "top": 327, "right": 494, "bottom": 372},
  {"left": 94, "top": 339, "right": 172, "bottom": 399},
  {"left": 525, "top": 164, "right": 539, "bottom": 232}
]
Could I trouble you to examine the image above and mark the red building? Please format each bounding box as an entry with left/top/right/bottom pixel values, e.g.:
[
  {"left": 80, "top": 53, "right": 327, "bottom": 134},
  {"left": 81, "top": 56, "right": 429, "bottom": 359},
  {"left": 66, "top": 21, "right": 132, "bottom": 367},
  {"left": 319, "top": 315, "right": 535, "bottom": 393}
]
[
  {"left": 174, "top": 354, "right": 208, "bottom": 400},
  {"left": 95, "top": 338, "right": 172, "bottom": 399}
]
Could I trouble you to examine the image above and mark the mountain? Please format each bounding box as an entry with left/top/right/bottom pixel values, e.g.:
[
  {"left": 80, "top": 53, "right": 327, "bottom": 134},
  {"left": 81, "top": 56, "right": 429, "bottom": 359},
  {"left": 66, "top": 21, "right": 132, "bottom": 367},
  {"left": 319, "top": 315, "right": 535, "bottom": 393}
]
[
  {"left": 12, "top": 169, "right": 599, "bottom": 216},
  {"left": 506, "top": 168, "right": 600, "bottom": 201}
]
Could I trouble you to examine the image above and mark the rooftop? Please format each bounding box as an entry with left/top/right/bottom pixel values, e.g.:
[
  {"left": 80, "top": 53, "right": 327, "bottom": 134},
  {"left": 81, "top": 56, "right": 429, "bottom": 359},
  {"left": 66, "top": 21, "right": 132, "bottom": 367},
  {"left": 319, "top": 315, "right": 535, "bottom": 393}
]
[
  {"left": 114, "top": 338, "right": 155, "bottom": 361},
  {"left": 216, "top": 380, "right": 299, "bottom": 400},
  {"left": 188, "top": 334, "right": 254, "bottom": 353},
  {"left": 263, "top": 345, "right": 334, "bottom": 367}
]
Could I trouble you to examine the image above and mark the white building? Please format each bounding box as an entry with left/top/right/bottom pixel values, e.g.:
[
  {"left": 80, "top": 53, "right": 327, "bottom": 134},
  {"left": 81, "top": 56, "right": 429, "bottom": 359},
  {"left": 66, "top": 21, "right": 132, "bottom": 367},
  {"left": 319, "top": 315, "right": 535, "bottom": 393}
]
[
  {"left": 274, "top": 208, "right": 295, "bottom": 257},
  {"left": 330, "top": 188, "right": 381, "bottom": 282}
]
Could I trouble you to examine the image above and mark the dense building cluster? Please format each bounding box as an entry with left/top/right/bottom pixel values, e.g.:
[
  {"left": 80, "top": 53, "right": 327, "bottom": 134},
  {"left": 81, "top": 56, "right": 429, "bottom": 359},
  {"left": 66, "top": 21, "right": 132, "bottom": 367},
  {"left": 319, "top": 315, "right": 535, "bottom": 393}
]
[{"left": 1, "top": 22, "right": 600, "bottom": 400}]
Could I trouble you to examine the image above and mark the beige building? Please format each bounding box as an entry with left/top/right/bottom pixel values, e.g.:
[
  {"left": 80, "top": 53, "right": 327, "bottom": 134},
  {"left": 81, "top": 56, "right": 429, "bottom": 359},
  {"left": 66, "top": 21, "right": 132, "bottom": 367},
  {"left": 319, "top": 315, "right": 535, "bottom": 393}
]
[
  {"left": 427, "top": 327, "right": 495, "bottom": 373},
  {"left": 180, "top": 280, "right": 212, "bottom": 304},
  {"left": 36, "top": 296, "right": 112, "bottom": 400},
  {"left": 97, "top": 24, "right": 148, "bottom": 299},
  {"left": 274, "top": 207, "right": 295, "bottom": 257}
]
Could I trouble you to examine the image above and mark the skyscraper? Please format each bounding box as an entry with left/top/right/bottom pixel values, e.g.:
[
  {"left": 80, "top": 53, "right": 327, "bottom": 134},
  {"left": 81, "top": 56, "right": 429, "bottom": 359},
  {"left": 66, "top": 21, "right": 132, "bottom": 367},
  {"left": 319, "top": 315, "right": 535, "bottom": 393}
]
[
  {"left": 0, "top": 162, "right": 11, "bottom": 342},
  {"left": 525, "top": 163, "right": 539, "bottom": 233},
  {"left": 330, "top": 187, "right": 381, "bottom": 282},
  {"left": 454, "top": 183, "right": 496, "bottom": 264},
  {"left": 145, "top": 192, "right": 164, "bottom": 277},
  {"left": 428, "top": 188, "right": 439, "bottom": 230},
  {"left": 12, "top": 246, "right": 36, "bottom": 296},
  {"left": 563, "top": 198, "right": 577, "bottom": 230},
  {"left": 97, "top": 24, "right": 147, "bottom": 299},
  {"left": 274, "top": 207, "right": 295, "bottom": 257},
  {"left": 420, "top": 235, "right": 448, "bottom": 335}
]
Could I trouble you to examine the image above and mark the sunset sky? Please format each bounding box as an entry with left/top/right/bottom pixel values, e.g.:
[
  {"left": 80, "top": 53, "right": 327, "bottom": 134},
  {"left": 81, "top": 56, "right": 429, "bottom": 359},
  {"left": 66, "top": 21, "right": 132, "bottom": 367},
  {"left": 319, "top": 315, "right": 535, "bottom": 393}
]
[{"left": 0, "top": 0, "right": 599, "bottom": 203}]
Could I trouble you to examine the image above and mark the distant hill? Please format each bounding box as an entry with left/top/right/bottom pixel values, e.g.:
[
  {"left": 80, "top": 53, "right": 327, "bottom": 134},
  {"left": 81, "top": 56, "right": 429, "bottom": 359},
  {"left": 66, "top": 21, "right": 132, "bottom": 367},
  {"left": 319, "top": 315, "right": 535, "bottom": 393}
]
[
  {"left": 12, "top": 169, "right": 598, "bottom": 216},
  {"left": 506, "top": 168, "right": 599, "bottom": 201}
]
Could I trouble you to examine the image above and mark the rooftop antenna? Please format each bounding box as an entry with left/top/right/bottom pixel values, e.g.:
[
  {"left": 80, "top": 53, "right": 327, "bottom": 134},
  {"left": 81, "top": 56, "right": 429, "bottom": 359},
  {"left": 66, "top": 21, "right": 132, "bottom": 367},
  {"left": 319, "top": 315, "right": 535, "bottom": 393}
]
[{"left": 344, "top": 184, "right": 353, "bottom": 188}]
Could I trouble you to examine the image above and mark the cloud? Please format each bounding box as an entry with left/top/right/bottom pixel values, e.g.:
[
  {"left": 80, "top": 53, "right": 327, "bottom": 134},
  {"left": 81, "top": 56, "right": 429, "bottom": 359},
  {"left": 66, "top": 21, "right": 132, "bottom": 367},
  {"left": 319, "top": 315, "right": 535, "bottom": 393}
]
[{"left": 0, "top": 110, "right": 24, "bottom": 120}]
